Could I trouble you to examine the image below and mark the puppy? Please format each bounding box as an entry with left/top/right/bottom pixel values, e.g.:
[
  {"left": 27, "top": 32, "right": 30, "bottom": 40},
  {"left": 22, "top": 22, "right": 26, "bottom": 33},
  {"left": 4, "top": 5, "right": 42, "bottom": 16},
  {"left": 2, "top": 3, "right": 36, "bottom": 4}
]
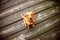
[{"left": 21, "top": 11, "right": 35, "bottom": 29}]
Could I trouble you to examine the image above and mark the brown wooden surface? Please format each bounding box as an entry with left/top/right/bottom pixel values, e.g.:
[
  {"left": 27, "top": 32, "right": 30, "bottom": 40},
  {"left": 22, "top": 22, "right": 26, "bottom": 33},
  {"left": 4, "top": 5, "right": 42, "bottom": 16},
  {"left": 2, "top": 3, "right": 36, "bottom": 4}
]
[{"left": 0, "top": 0, "right": 60, "bottom": 40}]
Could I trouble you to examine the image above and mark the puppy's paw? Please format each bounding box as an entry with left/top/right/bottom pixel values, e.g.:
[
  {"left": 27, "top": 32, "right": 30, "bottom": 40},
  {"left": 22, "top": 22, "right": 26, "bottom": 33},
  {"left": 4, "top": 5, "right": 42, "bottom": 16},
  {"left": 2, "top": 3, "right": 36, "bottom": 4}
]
[{"left": 33, "top": 25, "right": 35, "bottom": 27}]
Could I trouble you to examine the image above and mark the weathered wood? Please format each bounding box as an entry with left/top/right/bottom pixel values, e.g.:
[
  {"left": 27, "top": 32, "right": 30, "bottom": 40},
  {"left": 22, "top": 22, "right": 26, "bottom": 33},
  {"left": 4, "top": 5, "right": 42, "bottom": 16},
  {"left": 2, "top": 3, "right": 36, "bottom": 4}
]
[
  {"left": 0, "top": 0, "right": 26, "bottom": 11},
  {"left": 31, "top": 26, "right": 60, "bottom": 40},
  {"left": 0, "top": 0, "right": 48, "bottom": 18},
  {"left": 0, "top": 0, "right": 9, "bottom": 5},
  {"left": 0, "top": 1, "right": 57, "bottom": 28},
  {"left": 0, "top": 6, "right": 59, "bottom": 38},
  {"left": 0, "top": 12, "right": 60, "bottom": 38},
  {"left": 23, "top": 15, "right": 60, "bottom": 39},
  {"left": 0, "top": 0, "right": 60, "bottom": 40},
  {"left": 4, "top": 14, "right": 60, "bottom": 40}
]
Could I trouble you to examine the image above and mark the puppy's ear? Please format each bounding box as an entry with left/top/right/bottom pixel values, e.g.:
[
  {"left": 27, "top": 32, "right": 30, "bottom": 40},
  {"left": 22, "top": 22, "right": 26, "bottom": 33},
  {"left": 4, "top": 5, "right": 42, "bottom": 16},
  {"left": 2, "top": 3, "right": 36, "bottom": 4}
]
[
  {"left": 32, "top": 12, "right": 35, "bottom": 15},
  {"left": 31, "top": 12, "right": 35, "bottom": 16},
  {"left": 30, "top": 11, "right": 35, "bottom": 15}
]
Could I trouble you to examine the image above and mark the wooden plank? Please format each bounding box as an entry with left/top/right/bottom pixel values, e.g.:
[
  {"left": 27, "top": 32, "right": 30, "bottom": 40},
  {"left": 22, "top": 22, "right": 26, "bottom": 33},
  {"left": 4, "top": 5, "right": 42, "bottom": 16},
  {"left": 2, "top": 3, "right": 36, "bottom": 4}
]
[
  {"left": 24, "top": 17, "right": 60, "bottom": 40},
  {"left": 0, "top": 10, "right": 60, "bottom": 38},
  {"left": 0, "top": 0, "right": 26, "bottom": 11},
  {"left": 4, "top": 14, "right": 60, "bottom": 40},
  {"left": 0, "top": 0, "right": 47, "bottom": 18},
  {"left": 0, "top": 1, "right": 57, "bottom": 28},
  {"left": 0, "top": 0, "right": 9, "bottom": 5},
  {"left": 31, "top": 26, "right": 60, "bottom": 40}
]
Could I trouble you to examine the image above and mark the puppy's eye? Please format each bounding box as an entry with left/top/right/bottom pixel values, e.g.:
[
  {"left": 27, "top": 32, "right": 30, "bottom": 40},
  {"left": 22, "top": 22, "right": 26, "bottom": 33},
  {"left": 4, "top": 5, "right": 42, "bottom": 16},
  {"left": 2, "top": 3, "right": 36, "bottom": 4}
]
[{"left": 31, "top": 14, "right": 32, "bottom": 15}]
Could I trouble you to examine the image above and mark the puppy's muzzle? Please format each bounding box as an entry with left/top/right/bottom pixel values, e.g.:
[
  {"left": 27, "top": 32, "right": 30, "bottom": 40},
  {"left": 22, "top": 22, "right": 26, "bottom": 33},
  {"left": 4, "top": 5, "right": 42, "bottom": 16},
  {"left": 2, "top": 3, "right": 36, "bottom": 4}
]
[{"left": 30, "top": 18, "right": 32, "bottom": 20}]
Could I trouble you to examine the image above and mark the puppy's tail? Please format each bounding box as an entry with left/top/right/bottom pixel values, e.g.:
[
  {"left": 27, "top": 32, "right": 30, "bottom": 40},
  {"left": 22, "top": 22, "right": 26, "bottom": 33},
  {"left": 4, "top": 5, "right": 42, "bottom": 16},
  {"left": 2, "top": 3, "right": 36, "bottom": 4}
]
[{"left": 20, "top": 14, "right": 24, "bottom": 18}]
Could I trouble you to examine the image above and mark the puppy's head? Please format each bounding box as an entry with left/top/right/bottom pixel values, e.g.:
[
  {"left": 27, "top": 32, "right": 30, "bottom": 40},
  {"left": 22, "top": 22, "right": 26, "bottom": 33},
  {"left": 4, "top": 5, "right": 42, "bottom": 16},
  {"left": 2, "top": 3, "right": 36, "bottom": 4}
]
[
  {"left": 26, "top": 11, "right": 35, "bottom": 19},
  {"left": 21, "top": 11, "right": 35, "bottom": 23}
]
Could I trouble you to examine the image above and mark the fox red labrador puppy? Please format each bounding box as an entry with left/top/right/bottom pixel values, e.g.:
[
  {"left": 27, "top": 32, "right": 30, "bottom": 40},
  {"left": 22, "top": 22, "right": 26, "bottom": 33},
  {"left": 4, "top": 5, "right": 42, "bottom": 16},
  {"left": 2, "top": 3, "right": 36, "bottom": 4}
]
[{"left": 21, "top": 11, "right": 35, "bottom": 29}]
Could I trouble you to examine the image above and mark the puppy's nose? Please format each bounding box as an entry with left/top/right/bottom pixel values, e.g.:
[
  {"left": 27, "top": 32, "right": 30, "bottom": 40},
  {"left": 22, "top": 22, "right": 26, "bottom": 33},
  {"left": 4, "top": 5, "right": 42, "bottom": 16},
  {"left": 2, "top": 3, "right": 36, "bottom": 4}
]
[{"left": 30, "top": 18, "right": 32, "bottom": 20}]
